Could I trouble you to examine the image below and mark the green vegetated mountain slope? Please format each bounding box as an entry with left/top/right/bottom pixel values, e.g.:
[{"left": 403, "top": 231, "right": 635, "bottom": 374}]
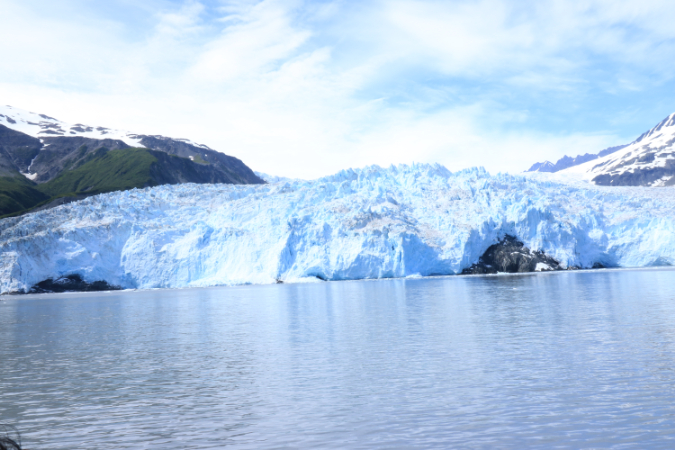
[
  {"left": 0, "top": 120, "right": 265, "bottom": 217},
  {"left": 38, "top": 148, "right": 244, "bottom": 198},
  {"left": 0, "top": 175, "right": 50, "bottom": 216},
  {"left": 38, "top": 148, "right": 159, "bottom": 197}
]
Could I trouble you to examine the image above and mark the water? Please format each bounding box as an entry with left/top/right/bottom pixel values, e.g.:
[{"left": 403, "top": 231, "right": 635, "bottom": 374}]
[{"left": 2, "top": 269, "right": 675, "bottom": 449}]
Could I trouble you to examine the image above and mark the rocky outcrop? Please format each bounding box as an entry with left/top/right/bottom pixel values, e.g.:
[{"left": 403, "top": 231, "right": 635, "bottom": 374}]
[
  {"left": 462, "top": 235, "right": 562, "bottom": 274},
  {"left": 29, "top": 274, "right": 121, "bottom": 294}
]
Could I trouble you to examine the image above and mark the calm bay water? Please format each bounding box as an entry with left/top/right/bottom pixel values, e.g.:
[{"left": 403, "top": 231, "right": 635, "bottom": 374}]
[{"left": 2, "top": 269, "right": 675, "bottom": 449}]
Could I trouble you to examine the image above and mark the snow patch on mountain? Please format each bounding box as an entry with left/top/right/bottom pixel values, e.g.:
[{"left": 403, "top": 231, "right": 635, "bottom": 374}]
[
  {"left": 20, "top": 172, "right": 38, "bottom": 181},
  {"left": 1, "top": 163, "right": 674, "bottom": 294},
  {"left": 0, "top": 105, "right": 210, "bottom": 150}
]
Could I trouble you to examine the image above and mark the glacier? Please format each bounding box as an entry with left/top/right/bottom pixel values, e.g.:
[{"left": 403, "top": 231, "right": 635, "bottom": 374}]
[{"left": 1, "top": 163, "right": 675, "bottom": 294}]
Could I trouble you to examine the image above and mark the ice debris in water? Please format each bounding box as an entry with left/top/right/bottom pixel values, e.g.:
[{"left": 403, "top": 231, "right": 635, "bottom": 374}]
[{"left": 1, "top": 163, "right": 675, "bottom": 293}]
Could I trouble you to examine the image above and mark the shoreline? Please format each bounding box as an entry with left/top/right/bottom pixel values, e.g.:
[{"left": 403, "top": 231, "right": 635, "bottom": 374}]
[{"left": 4, "top": 264, "right": 674, "bottom": 299}]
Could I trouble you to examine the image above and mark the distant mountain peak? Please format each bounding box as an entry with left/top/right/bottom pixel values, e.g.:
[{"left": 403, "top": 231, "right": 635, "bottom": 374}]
[
  {"left": 568, "top": 112, "right": 675, "bottom": 186},
  {"left": 526, "top": 160, "right": 555, "bottom": 172},
  {"left": 526, "top": 111, "right": 675, "bottom": 186},
  {"left": 526, "top": 145, "right": 628, "bottom": 174}
]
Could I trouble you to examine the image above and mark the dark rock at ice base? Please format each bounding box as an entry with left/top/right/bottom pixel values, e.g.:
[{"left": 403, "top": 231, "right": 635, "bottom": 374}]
[
  {"left": 462, "top": 235, "right": 562, "bottom": 274},
  {"left": 29, "top": 274, "right": 121, "bottom": 294}
]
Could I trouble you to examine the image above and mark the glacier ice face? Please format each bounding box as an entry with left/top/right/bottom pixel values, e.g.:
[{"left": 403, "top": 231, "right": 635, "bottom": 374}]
[
  {"left": 253, "top": 171, "right": 297, "bottom": 183},
  {"left": 1, "top": 163, "right": 675, "bottom": 293}
]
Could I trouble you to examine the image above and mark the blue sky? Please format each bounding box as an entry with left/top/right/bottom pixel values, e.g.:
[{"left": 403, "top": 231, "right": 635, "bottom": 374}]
[{"left": 2, "top": 0, "right": 675, "bottom": 178}]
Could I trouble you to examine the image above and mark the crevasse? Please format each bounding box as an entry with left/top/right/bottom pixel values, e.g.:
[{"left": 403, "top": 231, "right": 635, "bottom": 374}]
[{"left": 1, "top": 164, "right": 674, "bottom": 294}]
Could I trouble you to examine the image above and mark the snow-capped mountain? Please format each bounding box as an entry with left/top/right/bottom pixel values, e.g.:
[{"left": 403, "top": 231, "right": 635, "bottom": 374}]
[
  {"left": 526, "top": 145, "right": 627, "bottom": 173},
  {"left": 0, "top": 105, "right": 263, "bottom": 216},
  {"left": 527, "top": 160, "right": 556, "bottom": 172},
  {"left": 0, "top": 105, "right": 208, "bottom": 149},
  {"left": 0, "top": 105, "right": 262, "bottom": 184},
  {"left": 1, "top": 164, "right": 674, "bottom": 294},
  {"left": 562, "top": 113, "right": 675, "bottom": 186}
]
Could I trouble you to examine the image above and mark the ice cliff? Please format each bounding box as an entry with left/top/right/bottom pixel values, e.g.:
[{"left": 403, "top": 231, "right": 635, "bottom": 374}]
[{"left": 1, "top": 164, "right": 674, "bottom": 294}]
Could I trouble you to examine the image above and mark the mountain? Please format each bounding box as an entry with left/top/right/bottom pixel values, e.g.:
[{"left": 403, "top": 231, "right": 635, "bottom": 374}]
[
  {"left": 1, "top": 164, "right": 673, "bottom": 294},
  {"left": 561, "top": 113, "right": 675, "bottom": 186},
  {"left": 527, "top": 160, "right": 555, "bottom": 172},
  {"left": 526, "top": 144, "right": 627, "bottom": 173},
  {"left": 0, "top": 105, "right": 264, "bottom": 216},
  {"left": 526, "top": 112, "right": 675, "bottom": 186}
]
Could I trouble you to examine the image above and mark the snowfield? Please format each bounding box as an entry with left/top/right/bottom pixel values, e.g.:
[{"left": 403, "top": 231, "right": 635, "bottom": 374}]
[{"left": 1, "top": 164, "right": 675, "bottom": 294}]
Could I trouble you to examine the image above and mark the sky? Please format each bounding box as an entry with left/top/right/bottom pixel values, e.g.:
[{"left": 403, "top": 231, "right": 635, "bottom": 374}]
[{"left": 1, "top": 0, "right": 675, "bottom": 179}]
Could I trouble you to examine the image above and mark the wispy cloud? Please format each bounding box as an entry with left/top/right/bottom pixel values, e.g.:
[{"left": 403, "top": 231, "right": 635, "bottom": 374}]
[
  {"left": 1, "top": 0, "right": 674, "bottom": 178},
  {"left": 190, "top": 1, "right": 311, "bottom": 82}
]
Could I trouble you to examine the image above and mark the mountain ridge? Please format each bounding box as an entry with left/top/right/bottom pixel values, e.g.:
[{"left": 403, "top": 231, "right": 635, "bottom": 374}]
[
  {"left": 0, "top": 105, "right": 264, "bottom": 216},
  {"left": 526, "top": 111, "right": 675, "bottom": 186},
  {"left": 526, "top": 144, "right": 628, "bottom": 173},
  {"left": 561, "top": 112, "right": 675, "bottom": 186}
]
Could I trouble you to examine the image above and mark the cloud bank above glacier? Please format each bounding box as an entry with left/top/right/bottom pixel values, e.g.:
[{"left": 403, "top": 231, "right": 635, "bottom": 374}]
[{"left": 2, "top": 0, "right": 675, "bottom": 178}]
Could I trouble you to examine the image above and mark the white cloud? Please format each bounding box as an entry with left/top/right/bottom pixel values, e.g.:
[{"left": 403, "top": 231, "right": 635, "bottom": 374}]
[
  {"left": 381, "top": 0, "right": 538, "bottom": 76},
  {"left": 190, "top": 0, "right": 311, "bottom": 82},
  {"left": 155, "top": 1, "right": 205, "bottom": 35}
]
